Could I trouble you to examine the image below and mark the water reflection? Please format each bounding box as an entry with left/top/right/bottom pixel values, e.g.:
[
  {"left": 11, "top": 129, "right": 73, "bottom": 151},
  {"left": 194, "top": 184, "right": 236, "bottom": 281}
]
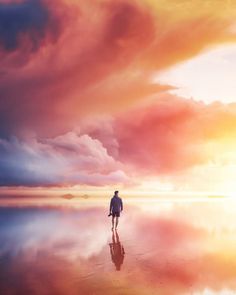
[
  {"left": 109, "top": 230, "right": 125, "bottom": 271},
  {"left": 0, "top": 200, "right": 236, "bottom": 294}
]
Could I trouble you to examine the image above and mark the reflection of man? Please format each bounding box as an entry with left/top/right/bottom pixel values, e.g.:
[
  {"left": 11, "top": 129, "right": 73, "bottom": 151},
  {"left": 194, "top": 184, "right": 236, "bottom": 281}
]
[
  {"left": 109, "top": 230, "right": 125, "bottom": 271},
  {"left": 109, "top": 191, "right": 123, "bottom": 230}
]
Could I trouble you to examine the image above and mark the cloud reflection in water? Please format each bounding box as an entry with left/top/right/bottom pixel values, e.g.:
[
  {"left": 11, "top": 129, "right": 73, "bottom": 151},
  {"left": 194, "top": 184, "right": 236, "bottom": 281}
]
[{"left": 0, "top": 200, "right": 236, "bottom": 294}]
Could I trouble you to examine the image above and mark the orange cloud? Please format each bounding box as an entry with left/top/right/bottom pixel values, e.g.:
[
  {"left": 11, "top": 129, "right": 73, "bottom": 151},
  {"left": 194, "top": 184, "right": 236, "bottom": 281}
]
[
  {"left": 81, "top": 94, "right": 236, "bottom": 184},
  {"left": 0, "top": 0, "right": 236, "bottom": 138}
]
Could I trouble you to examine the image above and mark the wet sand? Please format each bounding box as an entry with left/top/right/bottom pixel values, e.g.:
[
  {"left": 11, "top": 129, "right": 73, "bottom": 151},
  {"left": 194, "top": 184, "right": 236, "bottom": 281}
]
[{"left": 0, "top": 198, "right": 236, "bottom": 294}]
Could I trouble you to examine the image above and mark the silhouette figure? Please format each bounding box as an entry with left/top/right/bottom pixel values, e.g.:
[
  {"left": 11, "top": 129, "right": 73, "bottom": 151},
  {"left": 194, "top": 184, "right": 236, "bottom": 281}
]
[
  {"left": 109, "top": 190, "right": 123, "bottom": 230},
  {"left": 109, "top": 230, "right": 125, "bottom": 271}
]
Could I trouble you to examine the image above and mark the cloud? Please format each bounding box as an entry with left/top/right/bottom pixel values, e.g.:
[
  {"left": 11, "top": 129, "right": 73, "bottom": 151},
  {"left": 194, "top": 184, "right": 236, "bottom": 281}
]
[
  {"left": 1, "top": 91, "right": 236, "bottom": 188},
  {"left": 2, "top": 92, "right": 236, "bottom": 188},
  {"left": 0, "top": 0, "right": 60, "bottom": 52},
  {"left": 0, "top": 0, "right": 236, "bottom": 137},
  {"left": 1, "top": 0, "right": 236, "bottom": 188},
  {"left": 118, "top": 97, "right": 236, "bottom": 174},
  {"left": 79, "top": 94, "right": 236, "bottom": 191},
  {"left": 0, "top": 132, "right": 129, "bottom": 186}
]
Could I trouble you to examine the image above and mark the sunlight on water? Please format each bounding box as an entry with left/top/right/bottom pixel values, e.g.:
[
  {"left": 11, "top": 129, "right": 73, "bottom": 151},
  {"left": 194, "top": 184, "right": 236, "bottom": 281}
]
[{"left": 0, "top": 197, "right": 236, "bottom": 294}]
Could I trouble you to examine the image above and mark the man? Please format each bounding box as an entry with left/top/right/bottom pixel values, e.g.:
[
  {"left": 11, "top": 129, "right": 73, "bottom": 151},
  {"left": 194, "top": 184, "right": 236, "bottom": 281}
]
[{"left": 109, "top": 191, "right": 123, "bottom": 230}]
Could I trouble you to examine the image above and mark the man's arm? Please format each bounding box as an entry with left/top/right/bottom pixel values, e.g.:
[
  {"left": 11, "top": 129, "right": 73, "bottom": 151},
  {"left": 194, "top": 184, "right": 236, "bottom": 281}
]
[
  {"left": 109, "top": 198, "right": 113, "bottom": 213},
  {"left": 120, "top": 198, "right": 123, "bottom": 211}
]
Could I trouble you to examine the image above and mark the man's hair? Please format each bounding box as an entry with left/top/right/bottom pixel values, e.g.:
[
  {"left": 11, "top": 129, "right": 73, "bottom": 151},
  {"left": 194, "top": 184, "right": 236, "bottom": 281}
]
[{"left": 114, "top": 190, "right": 119, "bottom": 194}]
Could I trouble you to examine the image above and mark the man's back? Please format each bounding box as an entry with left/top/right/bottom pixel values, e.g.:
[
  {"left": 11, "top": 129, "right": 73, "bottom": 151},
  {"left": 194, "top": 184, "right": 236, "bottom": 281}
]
[{"left": 110, "top": 196, "right": 123, "bottom": 212}]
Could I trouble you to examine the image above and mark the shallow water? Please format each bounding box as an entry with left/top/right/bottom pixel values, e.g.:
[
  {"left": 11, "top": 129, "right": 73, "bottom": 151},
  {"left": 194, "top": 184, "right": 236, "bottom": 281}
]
[{"left": 0, "top": 198, "right": 236, "bottom": 295}]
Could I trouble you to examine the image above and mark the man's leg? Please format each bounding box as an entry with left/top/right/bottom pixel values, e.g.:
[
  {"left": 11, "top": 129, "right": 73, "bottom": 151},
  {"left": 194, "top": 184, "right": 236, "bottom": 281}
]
[{"left": 115, "top": 216, "right": 119, "bottom": 229}]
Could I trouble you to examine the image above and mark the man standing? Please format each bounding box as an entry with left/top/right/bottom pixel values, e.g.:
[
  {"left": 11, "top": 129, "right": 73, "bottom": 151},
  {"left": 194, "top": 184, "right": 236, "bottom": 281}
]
[{"left": 109, "top": 191, "right": 123, "bottom": 230}]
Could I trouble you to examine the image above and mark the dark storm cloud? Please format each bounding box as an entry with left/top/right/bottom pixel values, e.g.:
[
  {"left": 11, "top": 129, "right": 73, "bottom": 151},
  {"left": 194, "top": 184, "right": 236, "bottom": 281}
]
[{"left": 0, "top": 0, "right": 58, "bottom": 51}]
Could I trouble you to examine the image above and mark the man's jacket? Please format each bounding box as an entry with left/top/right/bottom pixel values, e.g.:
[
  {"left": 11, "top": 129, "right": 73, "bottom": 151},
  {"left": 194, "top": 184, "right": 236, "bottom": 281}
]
[{"left": 110, "top": 196, "right": 123, "bottom": 212}]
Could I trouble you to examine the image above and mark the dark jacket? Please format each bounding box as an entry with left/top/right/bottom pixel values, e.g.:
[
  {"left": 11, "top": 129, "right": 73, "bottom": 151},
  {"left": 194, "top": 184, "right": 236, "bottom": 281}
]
[{"left": 110, "top": 196, "right": 123, "bottom": 213}]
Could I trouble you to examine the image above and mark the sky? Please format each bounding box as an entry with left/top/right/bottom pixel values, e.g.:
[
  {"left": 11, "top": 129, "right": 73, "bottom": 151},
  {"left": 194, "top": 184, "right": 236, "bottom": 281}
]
[{"left": 1, "top": 0, "right": 236, "bottom": 193}]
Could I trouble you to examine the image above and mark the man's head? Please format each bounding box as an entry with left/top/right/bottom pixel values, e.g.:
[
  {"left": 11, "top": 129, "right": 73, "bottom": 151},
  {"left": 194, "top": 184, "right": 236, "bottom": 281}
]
[{"left": 114, "top": 190, "right": 119, "bottom": 196}]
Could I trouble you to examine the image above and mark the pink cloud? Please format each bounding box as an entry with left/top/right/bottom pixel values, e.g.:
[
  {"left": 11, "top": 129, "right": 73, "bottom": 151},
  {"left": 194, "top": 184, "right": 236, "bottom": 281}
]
[
  {"left": 1, "top": 0, "right": 235, "bottom": 138},
  {"left": 80, "top": 94, "right": 236, "bottom": 181},
  {"left": 0, "top": 132, "right": 129, "bottom": 186}
]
